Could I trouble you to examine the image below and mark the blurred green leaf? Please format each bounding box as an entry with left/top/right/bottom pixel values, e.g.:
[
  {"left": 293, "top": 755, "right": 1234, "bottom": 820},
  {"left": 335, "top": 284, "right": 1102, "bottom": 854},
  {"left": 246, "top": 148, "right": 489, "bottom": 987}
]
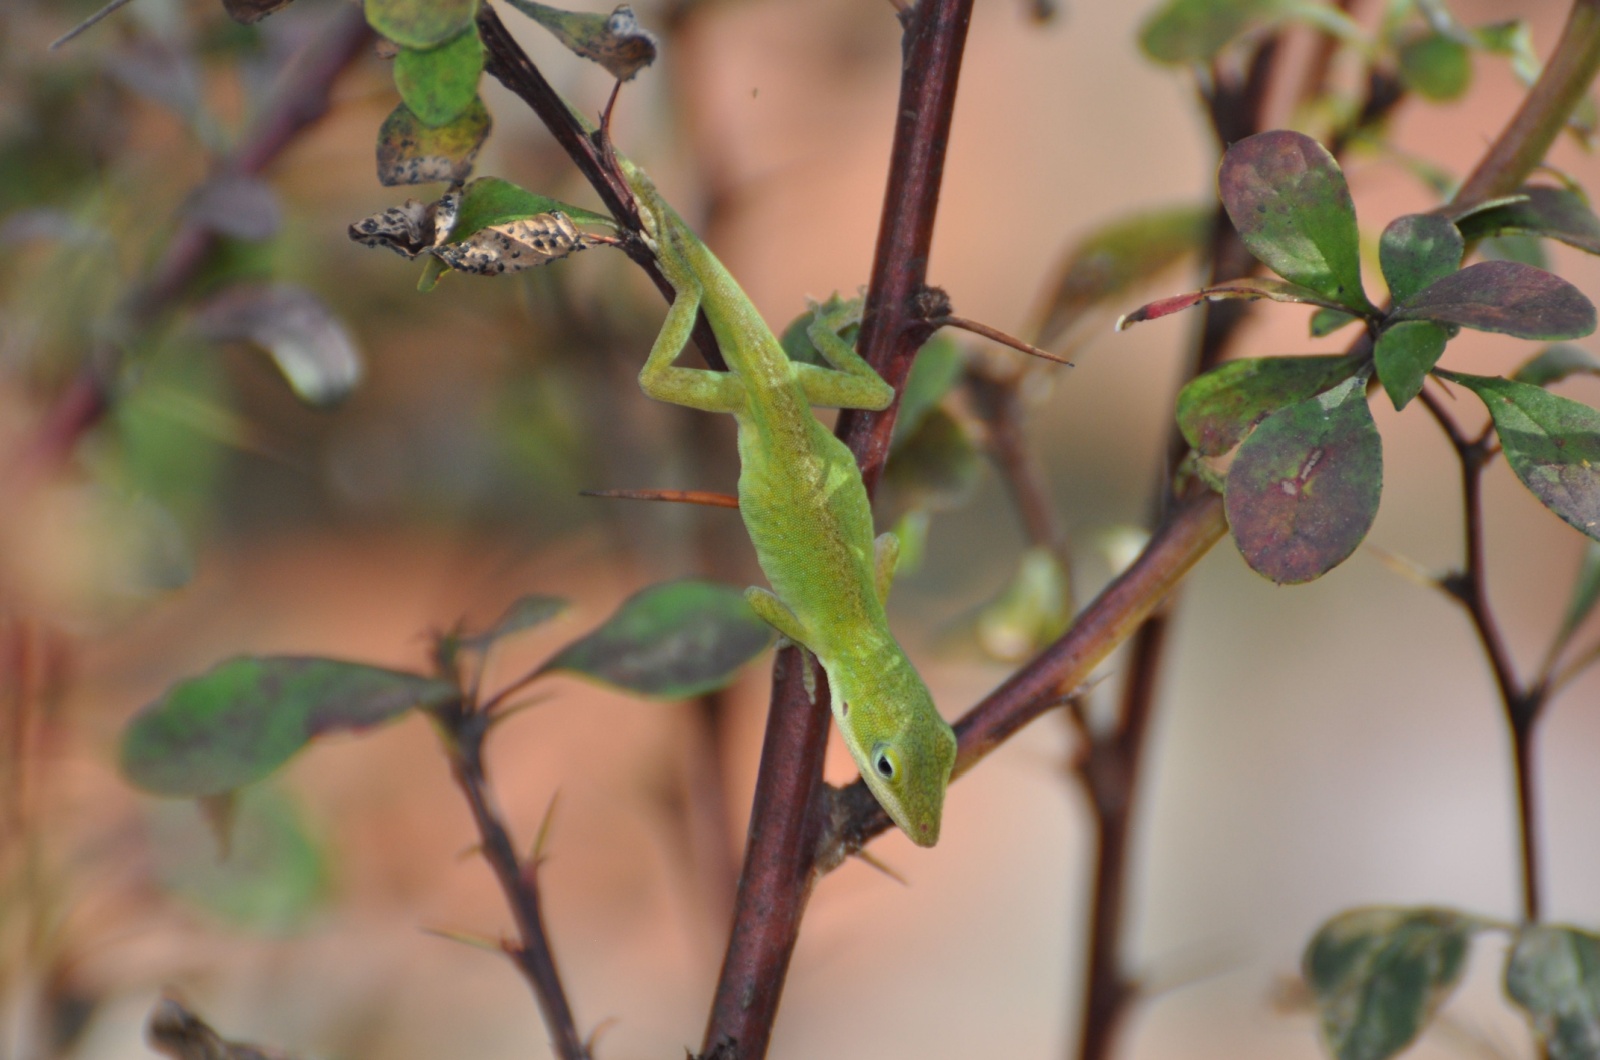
[
  {"left": 1225, "top": 373, "right": 1382, "bottom": 584},
  {"left": 881, "top": 406, "right": 983, "bottom": 516},
  {"left": 1513, "top": 345, "right": 1600, "bottom": 386},
  {"left": 1374, "top": 320, "right": 1449, "bottom": 411},
  {"left": 1505, "top": 924, "right": 1600, "bottom": 1060},
  {"left": 541, "top": 581, "right": 773, "bottom": 699},
  {"left": 1304, "top": 906, "right": 1481, "bottom": 1060},
  {"left": 1311, "top": 307, "right": 1359, "bottom": 337},
  {"left": 365, "top": 0, "right": 477, "bottom": 50},
  {"left": 123, "top": 657, "right": 454, "bottom": 797},
  {"left": 505, "top": 0, "right": 658, "bottom": 80},
  {"left": 1438, "top": 371, "right": 1600, "bottom": 541},
  {"left": 894, "top": 335, "right": 965, "bottom": 446},
  {"left": 976, "top": 547, "right": 1071, "bottom": 662},
  {"left": 1378, "top": 214, "right": 1463, "bottom": 305},
  {"left": 1218, "top": 130, "right": 1372, "bottom": 313},
  {"left": 1552, "top": 541, "right": 1600, "bottom": 662},
  {"left": 147, "top": 786, "right": 328, "bottom": 934},
  {"left": 394, "top": 28, "right": 484, "bottom": 128},
  {"left": 1139, "top": 0, "right": 1283, "bottom": 64},
  {"left": 1176, "top": 354, "right": 1362, "bottom": 457},
  {"left": 376, "top": 97, "right": 492, "bottom": 186},
  {"left": 780, "top": 293, "right": 860, "bottom": 367},
  {"left": 463, "top": 595, "right": 569, "bottom": 651},
  {"left": 1033, "top": 203, "right": 1212, "bottom": 345},
  {"left": 1398, "top": 32, "right": 1471, "bottom": 101},
  {"left": 1456, "top": 186, "right": 1600, "bottom": 256},
  {"left": 1394, "top": 261, "right": 1596, "bottom": 341}
]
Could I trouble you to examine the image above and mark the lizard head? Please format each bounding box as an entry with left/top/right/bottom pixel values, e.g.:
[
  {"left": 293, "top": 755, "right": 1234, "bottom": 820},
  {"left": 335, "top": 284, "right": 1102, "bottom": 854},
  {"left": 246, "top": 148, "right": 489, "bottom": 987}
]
[{"left": 829, "top": 655, "right": 957, "bottom": 847}]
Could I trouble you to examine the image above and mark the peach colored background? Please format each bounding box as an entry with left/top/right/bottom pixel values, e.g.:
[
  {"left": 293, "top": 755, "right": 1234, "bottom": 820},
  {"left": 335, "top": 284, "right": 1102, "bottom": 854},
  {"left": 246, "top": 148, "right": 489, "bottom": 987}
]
[{"left": 7, "top": 0, "right": 1600, "bottom": 1058}]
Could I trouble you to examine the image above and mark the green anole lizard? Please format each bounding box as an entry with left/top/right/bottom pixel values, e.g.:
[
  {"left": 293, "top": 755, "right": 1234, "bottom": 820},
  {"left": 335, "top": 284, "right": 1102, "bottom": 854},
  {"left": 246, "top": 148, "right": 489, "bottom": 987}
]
[{"left": 620, "top": 156, "right": 958, "bottom": 846}]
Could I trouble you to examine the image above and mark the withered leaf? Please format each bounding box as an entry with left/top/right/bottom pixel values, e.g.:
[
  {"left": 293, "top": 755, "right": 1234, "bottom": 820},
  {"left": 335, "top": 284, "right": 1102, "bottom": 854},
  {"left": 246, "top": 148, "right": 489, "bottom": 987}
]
[
  {"left": 508, "top": 1, "right": 658, "bottom": 80},
  {"left": 376, "top": 98, "right": 491, "bottom": 187},
  {"left": 431, "top": 213, "right": 591, "bottom": 275},
  {"left": 348, "top": 198, "right": 445, "bottom": 258}
]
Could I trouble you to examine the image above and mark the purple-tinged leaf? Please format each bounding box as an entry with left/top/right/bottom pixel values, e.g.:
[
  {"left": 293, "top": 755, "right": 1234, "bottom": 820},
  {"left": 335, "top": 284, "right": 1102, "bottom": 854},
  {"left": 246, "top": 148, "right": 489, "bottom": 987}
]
[
  {"left": 365, "top": 0, "right": 477, "bottom": 50},
  {"left": 1378, "top": 214, "right": 1462, "bottom": 305},
  {"left": 393, "top": 28, "right": 484, "bottom": 128},
  {"left": 181, "top": 174, "right": 282, "bottom": 241},
  {"left": 541, "top": 581, "right": 773, "bottom": 699},
  {"left": 192, "top": 284, "right": 362, "bottom": 407},
  {"left": 122, "top": 657, "right": 454, "bottom": 797},
  {"left": 1393, "top": 260, "right": 1596, "bottom": 341},
  {"left": 376, "top": 98, "right": 491, "bottom": 186},
  {"left": 505, "top": 1, "right": 659, "bottom": 81},
  {"left": 1504, "top": 925, "right": 1600, "bottom": 1060},
  {"left": 1225, "top": 373, "right": 1382, "bottom": 584},
  {"left": 1437, "top": 371, "right": 1600, "bottom": 540},
  {"left": 1218, "top": 130, "right": 1372, "bottom": 313},
  {"left": 1033, "top": 204, "right": 1212, "bottom": 346},
  {"left": 1456, "top": 185, "right": 1600, "bottom": 256},
  {"left": 1374, "top": 320, "right": 1450, "bottom": 411},
  {"left": 1305, "top": 907, "right": 1482, "bottom": 1060},
  {"left": 1117, "top": 276, "right": 1353, "bottom": 331},
  {"left": 1177, "top": 354, "right": 1362, "bottom": 456},
  {"left": 1513, "top": 345, "right": 1600, "bottom": 387}
]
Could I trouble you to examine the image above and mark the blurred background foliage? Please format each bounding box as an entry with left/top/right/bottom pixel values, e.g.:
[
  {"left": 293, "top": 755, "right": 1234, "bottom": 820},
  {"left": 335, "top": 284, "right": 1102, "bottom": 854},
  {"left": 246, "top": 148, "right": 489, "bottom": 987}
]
[{"left": 5, "top": 0, "right": 1600, "bottom": 1058}]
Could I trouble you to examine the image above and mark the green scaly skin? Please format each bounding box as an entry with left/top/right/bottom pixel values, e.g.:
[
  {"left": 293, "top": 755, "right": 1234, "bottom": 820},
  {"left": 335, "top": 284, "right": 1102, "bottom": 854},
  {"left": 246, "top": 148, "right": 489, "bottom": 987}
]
[{"left": 622, "top": 157, "right": 957, "bottom": 846}]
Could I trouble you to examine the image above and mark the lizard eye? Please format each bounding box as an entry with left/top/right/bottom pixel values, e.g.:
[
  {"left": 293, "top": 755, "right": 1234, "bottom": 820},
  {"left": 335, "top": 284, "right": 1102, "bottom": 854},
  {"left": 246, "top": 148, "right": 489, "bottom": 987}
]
[{"left": 872, "top": 745, "right": 897, "bottom": 780}]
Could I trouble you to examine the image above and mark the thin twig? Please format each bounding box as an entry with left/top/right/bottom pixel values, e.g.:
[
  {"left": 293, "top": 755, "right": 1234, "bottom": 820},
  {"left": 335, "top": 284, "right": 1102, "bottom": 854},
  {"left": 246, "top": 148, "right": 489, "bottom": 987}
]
[{"left": 434, "top": 699, "right": 591, "bottom": 1060}]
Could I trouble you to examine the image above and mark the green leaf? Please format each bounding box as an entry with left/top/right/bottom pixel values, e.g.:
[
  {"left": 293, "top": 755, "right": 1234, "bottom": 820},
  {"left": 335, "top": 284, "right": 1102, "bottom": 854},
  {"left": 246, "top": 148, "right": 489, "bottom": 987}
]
[
  {"left": 1225, "top": 372, "right": 1382, "bottom": 584},
  {"left": 365, "top": 0, "right": 478, "bottom": 50},
  {"left": 1311, "top": 307, "right": 1359, "bottom": 337},
  {"left": 1304, "top": 906, "right": 1481, "bottom": 1060},
  {"left": 1378, "top": 214, "right": 1463, "bottom": 305},
  {"left": 147, "top": 786, "right": 328, "bottom": 933},
  {"left": 447, "top": 176, "right": 612, "bottom": 242},
  {"left": 1505, "top": 924, "right": 1600, "bottom": 1060},
  {"left": 1374, "top": 320, "right": 1450, "bottom": 411},
  {"left": 880, "top": 406, "right": 983, "bottom": 517},
  {"left": 975, "top": 547, "right": 1071, "bottom": 662},
  {"left": 1438, "top": 371, "right": 1600, "bottom": 540},
  {"left": 1398, "top": 32, "right": 1472, "bottom": 101},
  {"left": 541, "top": 580, "right": 774, "bottom": 699},
  {"left": 1394, "top": 260, "right": 1596, "bottom": 341},
  {"left": 1033, "top": 203, "right": 1212, "bottom": 345},
  {"left": 1176, "top": 354, "right": 1362, "bottom": 457},
  {"left": 895, "top": 335, "right": 964, "bottom": 446},
  {"left": 1553, "top": 541, "right": 1600, "bottom": 655},
  {"left": 122, "top": 657, "right": 455, "bottom": 797},
  {"left": 463, "top": 595, "right": 569, "bottom": 651},
  {"left": 393, "top": 29, "right": 485, "bottom": 128},
  {"left": 1138, "top": 0, "right": 1283, "bottom": 64},
  {"left": 1513, "top": 345, "right": 1600, "bottom": 386},
  {"left": 376, "top": 98, "right": 492, "bottom": 187},
  {"left": 1217, "top": 130, "right": 1372, "bottom": 313},
  {"left": 1456, "top": 185, "right": 1600, "bottom": 256},
  {"left": 504, "top": 0, "right": 658, "bottom": 80}
]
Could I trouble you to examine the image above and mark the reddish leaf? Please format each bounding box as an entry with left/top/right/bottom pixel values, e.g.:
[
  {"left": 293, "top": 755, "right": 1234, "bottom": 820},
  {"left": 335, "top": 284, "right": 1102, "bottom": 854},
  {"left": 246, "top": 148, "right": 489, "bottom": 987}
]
[
  {"left": 1225, "top": 374, "right": 1383, "bottom": 583},
  {"left": 1177, "top": 354, "right": 1362, "bottom": 456},
  {"left": 1117, "top": 276, "right": 1349, "bottom": 331},
  {"left": 1455, "top": 185, "right": 1600, "bottom": 256},
  {"left": 1393, "top": 260, "right": 1596, "bottom": 341}
]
